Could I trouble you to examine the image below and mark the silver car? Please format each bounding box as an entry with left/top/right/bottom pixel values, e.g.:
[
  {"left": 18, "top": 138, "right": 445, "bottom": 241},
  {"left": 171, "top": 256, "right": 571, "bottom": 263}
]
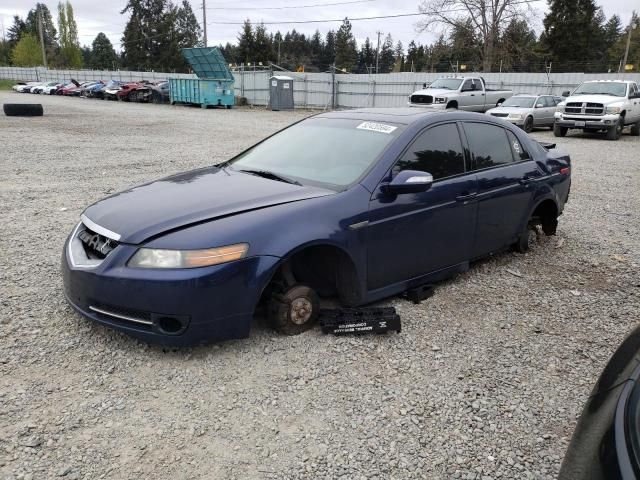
[{"left": 486, "top": 94, "right": 561, "bottom": 132}]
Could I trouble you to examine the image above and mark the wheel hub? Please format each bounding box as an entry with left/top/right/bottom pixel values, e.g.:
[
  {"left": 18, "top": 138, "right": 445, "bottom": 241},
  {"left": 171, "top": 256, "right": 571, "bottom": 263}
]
[{"left": 290, "top": 298, "right": 313, "bottom": 325}]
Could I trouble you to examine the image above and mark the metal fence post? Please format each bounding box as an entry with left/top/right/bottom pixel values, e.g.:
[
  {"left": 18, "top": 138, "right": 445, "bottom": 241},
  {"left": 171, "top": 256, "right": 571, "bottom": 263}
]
[{"left": 371, "top": 80, "right": 376, "bottom": 107}]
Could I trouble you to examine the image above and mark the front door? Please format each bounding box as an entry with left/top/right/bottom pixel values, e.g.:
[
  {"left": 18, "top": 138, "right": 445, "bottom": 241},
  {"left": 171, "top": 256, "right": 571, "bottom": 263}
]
[
  {"left": 461, "top": 122, "right": 540, "bottom": 258},
  {"left": 366, "top": 123, "right": 478, "bottom": 291}
]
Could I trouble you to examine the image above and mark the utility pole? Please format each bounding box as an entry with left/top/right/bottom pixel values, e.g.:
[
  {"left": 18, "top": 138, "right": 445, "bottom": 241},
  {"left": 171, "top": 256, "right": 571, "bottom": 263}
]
[
  {"left": 622, "top": 13, "right": 638, "bottom": 73},
  {"left": 202, "top": 0, "right": 207, "bottom": 47},
  {"left": 277, "top": 39, "right": 281, "bottom": 65},
  {"left": 38, "top": 7, "right": 47, "bottom": 68},
  {"left": 375, "top": 31, "right": 382, "bottom": 74}
]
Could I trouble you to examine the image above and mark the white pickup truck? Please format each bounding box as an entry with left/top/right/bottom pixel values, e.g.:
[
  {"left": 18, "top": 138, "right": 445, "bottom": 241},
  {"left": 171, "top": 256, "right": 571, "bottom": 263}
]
[
  {"left": 408, "top": 76, "right": 513, "bottom": 112},
  {"left": 554, "top": 80, "right": 640, "bottom": 140}
]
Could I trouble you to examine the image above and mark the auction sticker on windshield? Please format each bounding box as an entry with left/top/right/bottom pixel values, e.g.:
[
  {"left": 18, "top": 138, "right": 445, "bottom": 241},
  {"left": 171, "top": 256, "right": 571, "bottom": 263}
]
[{"left": 356, "top": 122, "right": 398, "bottom": 134}]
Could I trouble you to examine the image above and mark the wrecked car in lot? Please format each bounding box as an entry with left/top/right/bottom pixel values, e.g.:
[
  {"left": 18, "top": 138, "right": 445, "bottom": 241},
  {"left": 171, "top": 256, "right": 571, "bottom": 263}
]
[{"left": 62, "top": 108, "right": 571, "bottom": 346}]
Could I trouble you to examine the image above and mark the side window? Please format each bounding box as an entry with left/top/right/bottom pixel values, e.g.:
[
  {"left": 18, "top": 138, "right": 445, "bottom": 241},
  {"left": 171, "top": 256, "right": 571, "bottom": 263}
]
[
  {"left": 506, "top": 131, "right": 530, "bottom": 162},
  {"left": 630, "top": 83, "right": 638, "bottom": 98},
  {"left": 461, "top": 79, "right": 473, "bottom": 91},
  {"left": 473, "top": 79, "right": 483, "bottom": 91},
  {"left": 463, "top": 123, "right": 514, "bottom": 170},
  {"left": 543, "top": 96, "right": 555, "bottom": 107},
  {"left": 395, "top": 124, "right": 466, "bottom": 180}
]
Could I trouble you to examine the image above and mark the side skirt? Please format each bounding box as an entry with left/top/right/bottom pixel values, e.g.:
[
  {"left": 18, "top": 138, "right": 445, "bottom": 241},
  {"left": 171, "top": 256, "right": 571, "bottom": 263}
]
[{"left": 362, "top": 262, "right": 470, "bottom": 305}]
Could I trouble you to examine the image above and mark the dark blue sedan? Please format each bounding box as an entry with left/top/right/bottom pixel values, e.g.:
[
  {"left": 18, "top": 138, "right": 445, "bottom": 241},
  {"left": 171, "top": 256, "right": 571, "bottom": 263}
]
[{"left": 62, "top": 108, "right": 571, "bottom": 346}]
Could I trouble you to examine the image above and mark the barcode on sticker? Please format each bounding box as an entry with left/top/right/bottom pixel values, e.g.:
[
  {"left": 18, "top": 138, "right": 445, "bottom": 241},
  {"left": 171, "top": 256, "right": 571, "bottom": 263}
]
[{"left": 356, "top": 122, "right": 397, "bottom": 134}]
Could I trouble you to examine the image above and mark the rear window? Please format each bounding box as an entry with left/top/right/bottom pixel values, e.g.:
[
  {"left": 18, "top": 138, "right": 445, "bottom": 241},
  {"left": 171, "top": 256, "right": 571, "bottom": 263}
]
[{"left": 463, "top": 123, "right": 514, "bottom": 170}]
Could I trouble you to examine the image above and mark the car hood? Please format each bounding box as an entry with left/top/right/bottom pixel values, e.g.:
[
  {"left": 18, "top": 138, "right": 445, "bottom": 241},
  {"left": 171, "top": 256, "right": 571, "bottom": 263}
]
[
  {"left": 411, "top": 88, "right": 455, "bottom": 98},
  {"left": 83, "top": 166, "right": 334, "bottom": 244},
  {"left": 565, "top": 94, "right": 626, "bottom": 105}
]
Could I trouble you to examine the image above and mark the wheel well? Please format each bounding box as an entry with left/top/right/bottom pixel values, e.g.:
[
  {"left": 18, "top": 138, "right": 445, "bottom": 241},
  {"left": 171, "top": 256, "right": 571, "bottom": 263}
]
[
  {"left": 446, "top": 100, "right": 458, "bottom": 109},
  {"left": 265, "top": 245, "right": 361, "bottom": 307},
  {"left": 531, "top": 199, "right": 558, "bottom": 235}
]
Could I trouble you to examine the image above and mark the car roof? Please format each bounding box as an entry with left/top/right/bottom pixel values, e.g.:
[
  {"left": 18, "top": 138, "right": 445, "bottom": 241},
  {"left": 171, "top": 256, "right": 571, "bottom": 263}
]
[
  {"left": 314, "top": 108, "right": 500, "bottom": 126},
  {"left": 315, "top": 108, "right": 445, "bottom": 125}
]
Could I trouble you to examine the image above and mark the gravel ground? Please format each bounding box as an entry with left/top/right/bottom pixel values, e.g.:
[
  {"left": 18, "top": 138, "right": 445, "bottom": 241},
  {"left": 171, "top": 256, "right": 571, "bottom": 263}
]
[{"left": 1, "top": 93, "right": 639, "bottom": 480}]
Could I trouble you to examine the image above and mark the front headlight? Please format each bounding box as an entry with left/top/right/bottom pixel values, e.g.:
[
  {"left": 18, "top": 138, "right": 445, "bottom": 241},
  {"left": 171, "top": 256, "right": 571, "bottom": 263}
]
[
  {"left": 434, "top": 97, "right": 447, "bottom": 104},
  {"left": 556, "top": 102, "right": 565, "bottom": 112},
  {"left": 508, "top": 113, "right": 522, "bottom": 119},
  {"left": 128, "top": 243, "right": 249, "bottom": 269},
  {"left": 606, "top": 106, "right": 622, "bottom": 114}
]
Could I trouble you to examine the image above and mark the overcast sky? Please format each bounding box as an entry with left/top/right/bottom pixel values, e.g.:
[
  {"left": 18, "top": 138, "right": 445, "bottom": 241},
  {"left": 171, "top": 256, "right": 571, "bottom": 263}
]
[{"left": 0, "top": 0, "right": 635, "bottom": 53}]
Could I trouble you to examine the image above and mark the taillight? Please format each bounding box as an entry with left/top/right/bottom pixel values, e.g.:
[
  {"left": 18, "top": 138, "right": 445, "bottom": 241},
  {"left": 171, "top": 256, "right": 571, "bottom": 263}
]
[{"left": 560, "top": 167, "right": 570, "bottom": 175}]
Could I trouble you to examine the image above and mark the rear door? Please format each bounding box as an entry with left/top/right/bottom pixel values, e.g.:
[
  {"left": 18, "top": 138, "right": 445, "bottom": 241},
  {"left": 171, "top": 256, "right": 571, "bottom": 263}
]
[
  {"left": 366, "top": 123, "right": 477, "bottom": 291},
  {"left": 538, "top": 96, "right": 557, "bottom": 125},
  {"left": 461, "top": 122, "right": 540, "bottom": 258}
]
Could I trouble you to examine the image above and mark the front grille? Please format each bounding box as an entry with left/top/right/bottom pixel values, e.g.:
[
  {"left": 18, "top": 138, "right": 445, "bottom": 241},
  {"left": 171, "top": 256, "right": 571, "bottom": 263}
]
[
  {"left": 410, "top": 94, "right": 433, "bottom": 104},
  {"left": 78, "top": 224, "right": 118, "bottom": 260},
  {"left": 565, "top": 102, "right": 604, "bottom": 115},
  {"left": 490, "top": 113, "right": 509, "bottom": 118}
]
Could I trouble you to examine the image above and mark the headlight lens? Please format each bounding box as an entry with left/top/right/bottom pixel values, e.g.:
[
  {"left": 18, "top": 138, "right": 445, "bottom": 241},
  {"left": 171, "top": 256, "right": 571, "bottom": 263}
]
[
  {"left": 606, "top": 106, "right": 622, "bottom": 114},
  {"left": 434, "top": 97, "right": 447, "bottom": 104},
  {"left": 508, "top": 113, "right": 522, "bottom": 119},
  {"left": 556, "top": 102, "right": 565, "bottom": 112},
  {"left": 128, "top": 243, "right": 249, "bottom": 269}
]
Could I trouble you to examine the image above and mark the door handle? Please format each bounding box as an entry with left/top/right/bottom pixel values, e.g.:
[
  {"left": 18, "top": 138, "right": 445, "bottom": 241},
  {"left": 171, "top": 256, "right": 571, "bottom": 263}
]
[
  {"left": 519, "top": 177, "right": 533, "bottom": 185},
  {"left": 456, "top": 192, "right": 477, "bottom": 202}
]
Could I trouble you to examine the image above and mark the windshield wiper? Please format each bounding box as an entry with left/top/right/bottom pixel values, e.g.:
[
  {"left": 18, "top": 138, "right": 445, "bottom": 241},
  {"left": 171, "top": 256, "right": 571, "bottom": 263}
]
[{"left": 238, "top": 169, "right": 302, "bottom": 186}]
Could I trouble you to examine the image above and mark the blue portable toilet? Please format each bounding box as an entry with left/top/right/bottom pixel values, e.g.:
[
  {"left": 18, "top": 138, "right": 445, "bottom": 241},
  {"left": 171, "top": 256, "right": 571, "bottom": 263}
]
[{"left": 169, "top": 47, "right": 235, "bottom": 109}]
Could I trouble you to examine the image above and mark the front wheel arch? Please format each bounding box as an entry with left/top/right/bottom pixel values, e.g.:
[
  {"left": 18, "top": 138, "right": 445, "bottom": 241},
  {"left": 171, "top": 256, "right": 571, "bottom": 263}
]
[{"left": 259, "top": 242, "right": 363, "bottom": 308}]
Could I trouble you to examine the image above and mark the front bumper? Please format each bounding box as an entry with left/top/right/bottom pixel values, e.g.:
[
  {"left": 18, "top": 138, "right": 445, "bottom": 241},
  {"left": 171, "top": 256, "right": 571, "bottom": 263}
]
[
  {"left": 554, "top": 112, "right": 620, "bottom": 129},
  {"left": 62, "top": 234, "right": 280, "bottom": 346}
]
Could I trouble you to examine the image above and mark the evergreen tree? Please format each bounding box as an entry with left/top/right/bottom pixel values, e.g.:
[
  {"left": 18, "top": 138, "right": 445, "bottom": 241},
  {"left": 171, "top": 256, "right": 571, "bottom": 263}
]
[
  {"left": 334, "top": 18, "right": 357, "bottom": 72},
  {"left": 0, "top": 41, "right": 11, "bottom": 65},
  {"left": 498, "top": 19, "right": 538, "bottom": 71},
  {"left": 322, "top": 30, "right": 336, "bottom": 69},
  {"left": 449, "top": 19, "right": 480, "bottom": 68},
  {"left": 121, "top": 0, "right": 169, "bottom": 70},
  {"left": 377, "top": 34, "right": 395, "bottom": 73},
  {"left": 7, "top": 16, "right": 27, "bottom": 47},
  {"left": 309, "top": 30, "right": 324, "bottom": 71},
  {"left": 541, "top": 0, "right": 607, "bottom": 71},
  {"left": 237, "top": 19, "right": 255, "bottom": 64},
  {"left": 358, "top": 37, "right": 375, "bottom": 73},
  {"left": 393, "top": 41, "right": 404, "bottom": 71},
  {"left": 254, "top": 23, "right": 272, "bottom": 64},
  {"left": 161, "top": 0, "right": 202, "bottom": 70},
  {"left": 11, "top": 33, "right": 42, "bottom": 66},
  {"left": 91, "top": 32, "right": 118, "bottom": 69},
  {"left": 608, "top": 13, "right": 639, "bottom": 72},
  {"left": 25, "top": 4, "right": 57, "bottom": 49}
]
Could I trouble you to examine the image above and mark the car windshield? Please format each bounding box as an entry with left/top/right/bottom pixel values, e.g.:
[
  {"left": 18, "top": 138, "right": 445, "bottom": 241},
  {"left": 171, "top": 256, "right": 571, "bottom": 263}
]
[
  {"left": 226, "top": 118, "right": 404, "bottom": 189},
  {"left": 501, "top": 96, "right": 536, "bottom": 108},
  {"left": 428, "top": 79, "right": 463, "bottom": 90},
  {"left": 573, "top": 82, "right": 627, "bottom": 97}
]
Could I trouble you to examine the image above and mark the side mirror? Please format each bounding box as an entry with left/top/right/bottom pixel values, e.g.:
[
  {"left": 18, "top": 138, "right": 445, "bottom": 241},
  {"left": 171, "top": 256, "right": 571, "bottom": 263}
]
[
  {"left": 535, "top": 103, "right": 545, "bottom": 108},
  {"left": 497, "top": 102, "right": 503, "bottom": 106},
  {"left": 562, "top": 90, "right": 571, "bottom": 97},
  {"left": 383, "top": 170, "right": 433, "bottom": 195}
]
